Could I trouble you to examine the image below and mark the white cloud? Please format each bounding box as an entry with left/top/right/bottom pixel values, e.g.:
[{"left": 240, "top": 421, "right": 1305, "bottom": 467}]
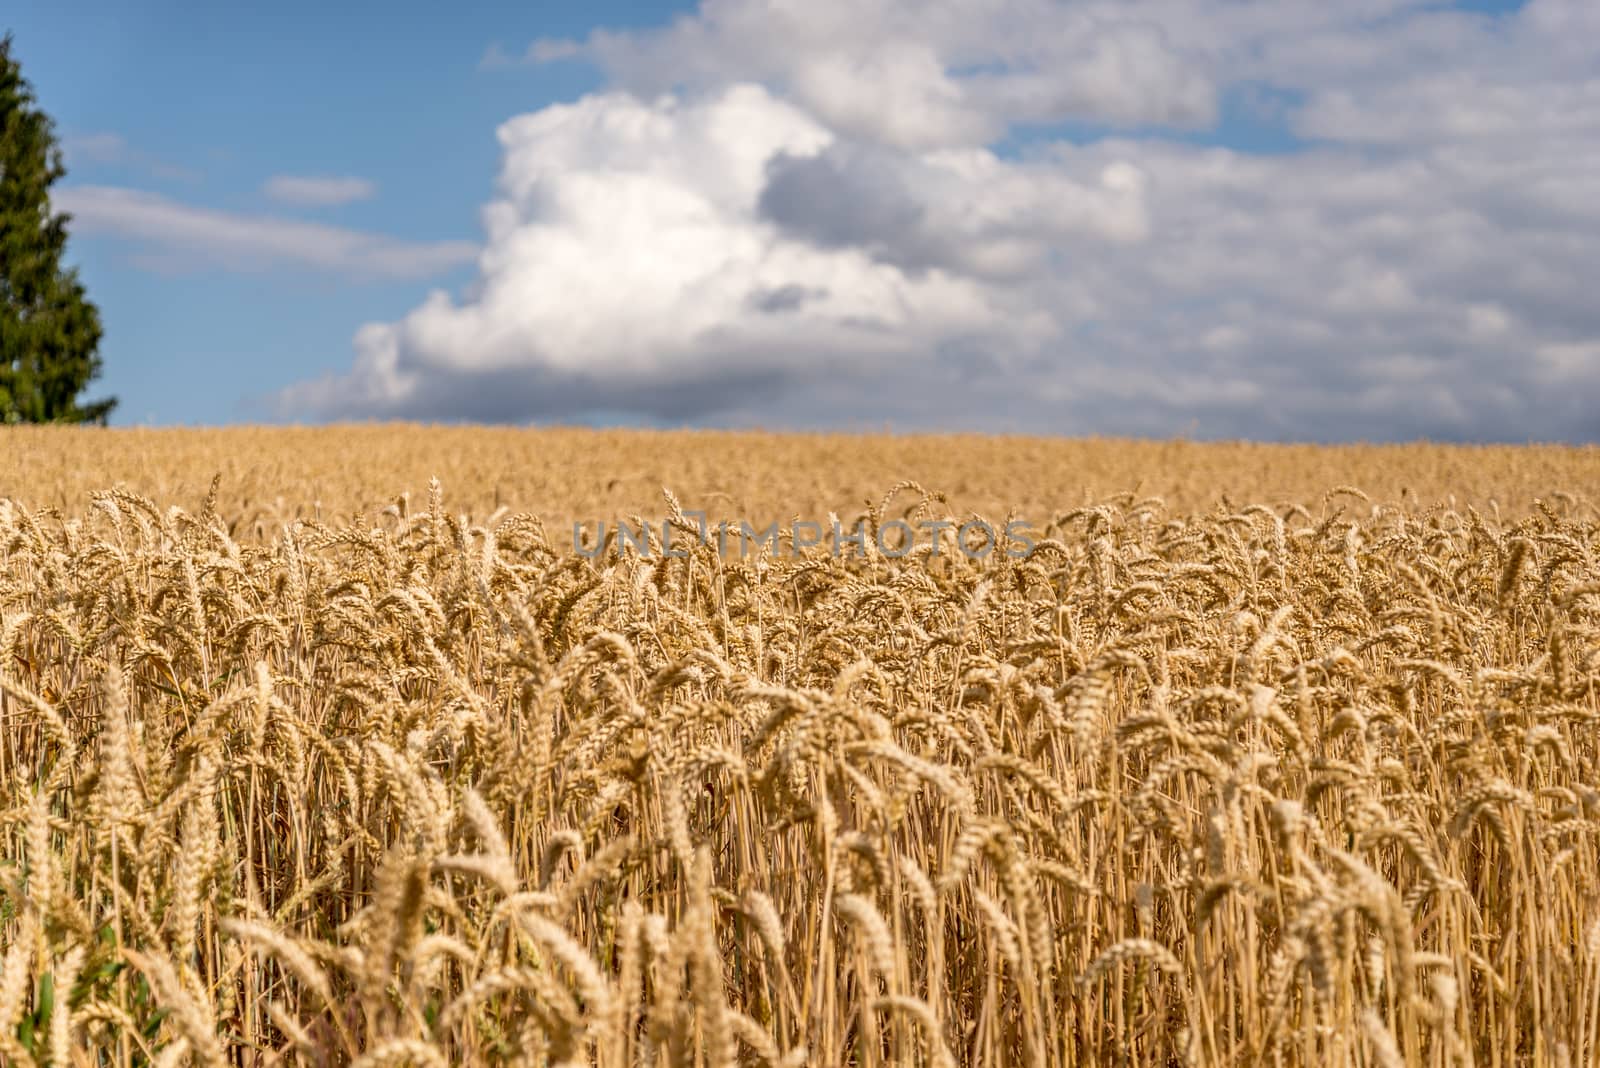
[
  {"left": 479, "top": 38, "right": 584, "bottom": 69},
  {"left": 788, "top": 42, "right": 997, "bottom": 149},
  {"left": 284, "top": 0, "right": 1600, "bottom": 440},
  {"left": 61, "top": 132, "right": 131, "bottom": 164},
  {"left": 59, "top": 132, "right": 199, "bottom": 182},
  {"left": 262, "top": 175, "right": 377, "bottom": 207},
  {"left": 57, "top": 186, "right": 476, "bottom": 279}
]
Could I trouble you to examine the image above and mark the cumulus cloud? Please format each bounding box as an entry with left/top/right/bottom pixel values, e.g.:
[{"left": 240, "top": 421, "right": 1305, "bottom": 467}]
[
  {"left": 280, "top": 85, "right": 1079, "bottom": 419},
  {"left": 262, "top": 175, "right": 377, "bottom": 206},
  {"left": 284, "top": 0, "right": 1600, "bottom": 440},
  {"left": 58, "top": 186, "right": 476, "bottom": 279}
]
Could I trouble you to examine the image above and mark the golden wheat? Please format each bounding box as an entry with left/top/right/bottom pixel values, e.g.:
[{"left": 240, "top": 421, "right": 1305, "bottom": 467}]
[{"left": 0, "top": 426, "right": 1598, "bottom": 1065}]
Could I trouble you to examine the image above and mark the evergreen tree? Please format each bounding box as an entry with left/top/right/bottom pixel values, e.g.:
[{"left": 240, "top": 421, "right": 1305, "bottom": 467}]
[{"left": 1, "top": 33, "right": 115, "bottom": 424}]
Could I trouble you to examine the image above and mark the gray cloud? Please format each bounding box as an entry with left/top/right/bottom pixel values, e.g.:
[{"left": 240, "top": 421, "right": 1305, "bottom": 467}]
[
  {"left": 757, "top": 148, "right": 928, "bottom": 263},
  {"left": 757, "top": 141, "right": 1146, "bottom": 279},
  {"left": 284, "top": 361, "right": 793, "bottom": 425},
  {"left": 746, "top": 284, "right": 829, "bottom": 314}
]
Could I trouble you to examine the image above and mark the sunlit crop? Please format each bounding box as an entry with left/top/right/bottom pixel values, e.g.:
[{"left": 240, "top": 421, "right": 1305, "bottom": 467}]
[{"left": 2, "top": 426, "right": 1597, "bottom": 1066}]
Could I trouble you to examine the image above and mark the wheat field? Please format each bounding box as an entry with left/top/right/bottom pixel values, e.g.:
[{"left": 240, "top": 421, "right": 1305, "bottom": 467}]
[{"left": 2, "top": 426, "right": 1599, "bottom": 1066}]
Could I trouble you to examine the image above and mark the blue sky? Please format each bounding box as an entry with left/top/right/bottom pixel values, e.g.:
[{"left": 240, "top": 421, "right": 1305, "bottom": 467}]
[
  {"left": 6, "top": 1, "right": 682, "bottom": 425},
  {"left": 10, "top": 0, "right": 1596, "bottom": 442}
]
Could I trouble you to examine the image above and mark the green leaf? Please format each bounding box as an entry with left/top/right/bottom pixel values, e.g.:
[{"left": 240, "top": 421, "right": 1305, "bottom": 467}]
[{"left": 35, "top": 971, "right": 54, "bottom": 1029}]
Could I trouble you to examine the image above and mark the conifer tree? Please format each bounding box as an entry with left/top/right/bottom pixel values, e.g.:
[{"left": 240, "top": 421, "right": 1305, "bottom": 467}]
[{"left": 1, "top": 33, "right": 115, "bottom": 424}]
